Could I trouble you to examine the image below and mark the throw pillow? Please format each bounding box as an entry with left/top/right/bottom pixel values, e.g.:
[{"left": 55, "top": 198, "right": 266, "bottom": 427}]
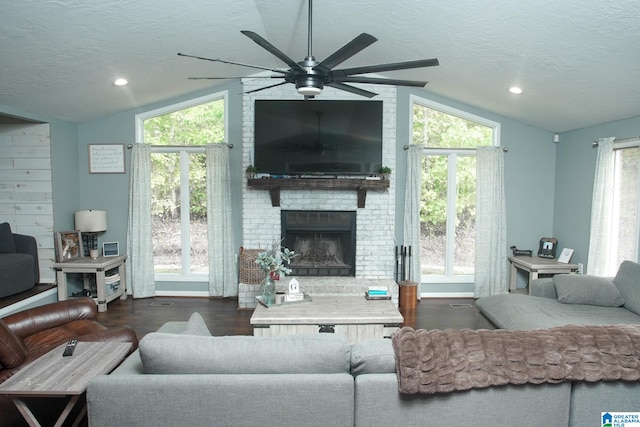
[
  {"left": 613, "top": 260, "right": 640, "bottom": 316},
  {"left": 139, "top": 333, "right": 351, "bottom": 375},
  {"left": 554, "top": 274, "right": 624, "bottom": 307},
  {"left": 182, "top": 312, "right": 211, "bottom": 336},
  {"left": 0, "top": 222, "right": 16, "bottom": 253},
  {"left": 0, "top": 319, "right": 27, "bottom": 368}
]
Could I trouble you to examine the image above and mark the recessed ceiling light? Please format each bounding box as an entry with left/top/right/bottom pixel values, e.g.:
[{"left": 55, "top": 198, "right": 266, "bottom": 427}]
[
  {"left": 509, "top": 86, "right": 523, "bottom": 94},
  {"left": 113, "top": 78, "right": 128, "bottom": 86}
]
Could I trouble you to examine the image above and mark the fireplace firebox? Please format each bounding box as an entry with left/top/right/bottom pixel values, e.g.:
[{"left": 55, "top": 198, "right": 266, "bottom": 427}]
[{"left": 282, "top": 210, "right": 356, "bottom": 276}]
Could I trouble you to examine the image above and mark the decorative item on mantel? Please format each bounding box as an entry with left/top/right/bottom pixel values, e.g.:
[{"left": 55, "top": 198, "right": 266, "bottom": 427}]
[
  {"left": 378, "top": 166, "right": 392, "bottom": 180},
  {"left": 255, "top": 239, "right": 294, "bottom": 306},
  {"left": 245, "top": 164, "right": 259, "bottom": 179}
]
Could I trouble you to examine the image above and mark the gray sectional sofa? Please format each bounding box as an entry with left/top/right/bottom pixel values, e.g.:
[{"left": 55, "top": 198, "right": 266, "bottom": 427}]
[
  {"left": 87, "top": 311, "right": 640, "bottom": 427},
  {"left": 476, "top": 260, "right": 640, "bottom": 329}
]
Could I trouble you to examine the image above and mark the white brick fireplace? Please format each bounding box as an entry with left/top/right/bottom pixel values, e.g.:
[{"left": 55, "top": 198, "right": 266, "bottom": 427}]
[{"left": 239, "top": 78, "right": 398, "bottom": 307}]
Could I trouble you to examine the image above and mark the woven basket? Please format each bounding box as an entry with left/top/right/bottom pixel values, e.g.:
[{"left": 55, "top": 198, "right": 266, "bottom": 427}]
[{"left": 239, "top": 248, "right": 264, "bottom": 284}]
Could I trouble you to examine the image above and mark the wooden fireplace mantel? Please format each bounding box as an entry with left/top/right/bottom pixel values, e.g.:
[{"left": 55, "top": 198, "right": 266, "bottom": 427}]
[{"left": 247, "top": 177, "right": 389, "bottom": 208}]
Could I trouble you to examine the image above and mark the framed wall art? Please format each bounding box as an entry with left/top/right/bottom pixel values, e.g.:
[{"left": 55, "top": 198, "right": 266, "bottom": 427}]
[
  {"left": 55, "top": 230, "right": 83, "bottom": 262},
  {"left": 88, "top": 144, "right": 125, "bottom": 173}
]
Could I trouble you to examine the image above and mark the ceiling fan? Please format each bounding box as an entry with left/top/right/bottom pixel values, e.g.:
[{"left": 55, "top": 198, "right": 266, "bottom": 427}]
[{"left": 178, "top": 0, "right": 439, "bottom": 98}]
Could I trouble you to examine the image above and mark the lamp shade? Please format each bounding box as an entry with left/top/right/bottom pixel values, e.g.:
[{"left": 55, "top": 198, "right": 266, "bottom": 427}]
[{"left": 74, "top": 210, "right": 107, "bottom": 232}]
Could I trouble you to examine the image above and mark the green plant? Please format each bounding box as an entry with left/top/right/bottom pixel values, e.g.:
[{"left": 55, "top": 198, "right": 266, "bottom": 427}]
[
  {"left": 378, "top": 166, "right": 392, "bottom": 174},
  {"left": 255, "top": 239, "right": 295, "bottom": 277},
  {"left": 246, "top": 164, "right": 259, "bottom": 174}
]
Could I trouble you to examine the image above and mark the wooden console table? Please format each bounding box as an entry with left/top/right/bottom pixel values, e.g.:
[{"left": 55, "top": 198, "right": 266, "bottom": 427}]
[
  {"left": 508, "top": 255, "right": 578, "bottom": 294},
  {"left": 0, "top": 341, "right": 132, "bottom": 427},
  {"left": 247, "top": 178, "right": 389, "bottom": 208},
  {"left": 251, "top": 295, "right": 403, "bottom": 344},
  {"left": 54, "top": 255, "right": 127, "bottom": 312}
]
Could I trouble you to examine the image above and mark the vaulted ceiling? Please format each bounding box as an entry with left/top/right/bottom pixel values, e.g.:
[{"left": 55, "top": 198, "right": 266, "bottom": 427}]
[{"left": 1, "top": 0, "right": 639, "bottom": 132}]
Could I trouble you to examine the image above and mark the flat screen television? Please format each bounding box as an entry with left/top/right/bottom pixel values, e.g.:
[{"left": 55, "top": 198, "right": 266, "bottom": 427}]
[{"left": 254, "top": 100, "right": 383, "bottom": 176}]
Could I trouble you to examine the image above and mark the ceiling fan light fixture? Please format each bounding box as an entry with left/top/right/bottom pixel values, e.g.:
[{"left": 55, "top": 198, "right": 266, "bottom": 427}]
[
  {"left": 296, "top": 76, "right": 324, "bottom": 96},
  {"left": 297, "top": 85, "right": 322, "bottom": 96}
]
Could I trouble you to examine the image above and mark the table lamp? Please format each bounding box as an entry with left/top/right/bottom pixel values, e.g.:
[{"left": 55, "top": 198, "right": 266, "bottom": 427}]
[{"left": 74, "top": 210, "right": 107, "bottom": 258}]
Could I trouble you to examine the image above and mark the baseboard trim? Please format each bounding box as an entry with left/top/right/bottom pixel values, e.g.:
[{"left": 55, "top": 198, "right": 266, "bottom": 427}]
[
  {"left": 0, "top": 288, "right": 58, "bottom": 317},
  {"left": 154, "top": 290, "right": 211, "bottom": 297},
  {"left": 420, "top": 292, "right": 475, "bottom": 298}
]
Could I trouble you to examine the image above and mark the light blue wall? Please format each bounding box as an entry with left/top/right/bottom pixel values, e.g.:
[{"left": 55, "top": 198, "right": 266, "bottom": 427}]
[
  {"left": 7, "top": 87, "right": 640, "bottom": 295},
  {"left": 554, "top": 115, "right": 640, "bottom": 272},
  {"left": 395, "top": 88, "right": 557, "bottom": 293},
  {"left": 76, "top": 81, "right": 244, "bottom": 292}
]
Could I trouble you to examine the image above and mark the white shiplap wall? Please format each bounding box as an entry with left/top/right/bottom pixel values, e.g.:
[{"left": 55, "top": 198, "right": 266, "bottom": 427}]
[{"left": 0, "top": 121, "right": 55, "bottom": 283}]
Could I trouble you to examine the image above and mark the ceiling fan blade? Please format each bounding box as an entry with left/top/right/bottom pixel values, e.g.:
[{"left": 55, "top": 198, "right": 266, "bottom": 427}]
[
  {"left": 177, "top": 53, "right": 286, "bottom": 74},
  {"left": 241, "top": 30, "right": 306, "bottom": 72},
  {"left": 188, "top": 76, "right": 278, "bottom": 80},
  {"left": 332, "top": 58, "right": 439, "bottom": 77},
  {"left": 315, "top": 33, "right": 377, "bottom": 71},
  {"left": 243, "top": 81, "right": 289, "bottom": 95},
  {"left": 326, "top": 82, "right": 377, "bottom": 98},
  {"left": 333, "top": 76, "right": 428, "bottom": 87}
]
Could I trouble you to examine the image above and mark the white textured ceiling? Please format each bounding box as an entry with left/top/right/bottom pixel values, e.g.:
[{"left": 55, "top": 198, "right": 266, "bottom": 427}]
[{"left": 1, "top": 0, "right": 639, "bottom": 132}]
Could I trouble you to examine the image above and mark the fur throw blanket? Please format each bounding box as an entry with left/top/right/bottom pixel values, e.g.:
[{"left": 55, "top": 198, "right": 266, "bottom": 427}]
[{"left": 392, "top": 325, "right": 640, "bottom": 395}]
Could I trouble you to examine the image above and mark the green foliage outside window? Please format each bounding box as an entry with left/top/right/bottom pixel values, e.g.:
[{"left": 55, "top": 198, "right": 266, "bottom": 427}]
[
  {"left": 144, "top": 100, "right": 225, "bottom": 220},
  {"left": 413, "top": 105, "right": 492, "bottom": 235}
]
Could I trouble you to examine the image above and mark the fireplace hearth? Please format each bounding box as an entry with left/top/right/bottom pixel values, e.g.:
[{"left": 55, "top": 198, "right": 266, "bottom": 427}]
[{"left": 282, "top": 210, "right": 356, "bottom": 276}]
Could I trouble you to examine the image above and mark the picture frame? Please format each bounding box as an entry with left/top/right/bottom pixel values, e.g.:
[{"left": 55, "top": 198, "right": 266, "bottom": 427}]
[
  {"left": 537, "top": 237, "right": 558, "bottom": 259},
  {"left": 55, "top": 230, "right": 84, "bottom": 262},
  {"left": 558, "top": 248, "right": 575, "bottom": 264},
  {"left": 88, "top": 144, "right": 126, "bottom": 174},
  {"left": 103, "top": 241, "right": 120, "bottom": 257}
]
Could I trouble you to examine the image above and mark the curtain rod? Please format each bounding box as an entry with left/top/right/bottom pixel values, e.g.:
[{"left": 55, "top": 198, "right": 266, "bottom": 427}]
[
  {"left": 592, "top": 136, "right": 640, "bottom": 147},
  {"left": 403, "top": 144, "right": 508, "bottom": 152},
  {"left": 127, "top": 143, "right": 233, "bottom": 149}
]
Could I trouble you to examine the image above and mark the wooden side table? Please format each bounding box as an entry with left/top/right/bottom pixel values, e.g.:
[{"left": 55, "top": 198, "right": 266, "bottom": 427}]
[
  {"left": 54, "top": 255, "right": 127, "bottom": 312},
  {"left": 0, "top": 341, "right": 132, "bottom": 427},
  {"left": 508, "top": 255, "right": 578, "bottom": 294}
]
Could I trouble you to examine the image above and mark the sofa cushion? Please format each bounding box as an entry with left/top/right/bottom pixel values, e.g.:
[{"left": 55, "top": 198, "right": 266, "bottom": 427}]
[
  {"left": 475, "top": 294, "right": 640, "bottom": 330},
  {"left": 0, "top": 319, "right": 27, "bottom": 368},
  {"left": 181, "top": 312, "right": 211, "bottom": 336},
  {"left": 140, "top": 333, "right": 351, "bottom": 375},
  {"left": 554, "top": 274, "right": 624, "bottom": 307},
  {"left": 613, "top": 260, "right": 640, "bottom": 316},
  {"left": 0, "top": 222, "right": 15, "bottom": 254},
  {"left": 350, "top": 339, "right": 396, "bottom": 376}
]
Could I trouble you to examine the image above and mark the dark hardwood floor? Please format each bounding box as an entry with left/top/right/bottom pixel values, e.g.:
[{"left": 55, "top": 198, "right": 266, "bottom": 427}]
[{"left": 96, "top": 296, "right": 495, "bottom": 339}]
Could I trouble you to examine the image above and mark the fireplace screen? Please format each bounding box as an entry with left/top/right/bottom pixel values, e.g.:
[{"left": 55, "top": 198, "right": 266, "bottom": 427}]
[{"left": 282, "top": 211, "right": 356, "bottom": 276}]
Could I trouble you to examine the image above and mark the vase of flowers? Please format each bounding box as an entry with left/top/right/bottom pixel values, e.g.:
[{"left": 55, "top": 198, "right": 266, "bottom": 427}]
[{"left": 255, "top": 240, "right": 294, "bottom": 305}]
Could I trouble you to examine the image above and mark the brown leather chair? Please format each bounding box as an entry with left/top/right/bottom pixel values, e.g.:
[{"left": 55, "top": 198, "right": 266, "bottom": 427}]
[{"left": 0, "top": 297, "right": 138, "bottom": 384}]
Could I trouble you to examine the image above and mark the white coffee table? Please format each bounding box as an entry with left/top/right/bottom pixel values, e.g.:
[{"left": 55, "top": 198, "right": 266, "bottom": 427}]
[{"left": 250, "top": 295, "right": 404, "bottom": 344}]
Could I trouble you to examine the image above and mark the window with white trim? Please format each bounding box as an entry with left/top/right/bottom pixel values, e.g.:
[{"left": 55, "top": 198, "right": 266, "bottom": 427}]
[
  {"left": 411, "top": 97, "right": 499, "bottom": 283},
  {"left": 136, "top": 92, "right": 227, "bottom": 281},
  {"left": 608, "top": 140, "right": 640, "bottom": 272}
]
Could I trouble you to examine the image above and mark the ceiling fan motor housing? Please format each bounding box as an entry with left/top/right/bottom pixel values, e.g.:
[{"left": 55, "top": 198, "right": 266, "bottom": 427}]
[{"left": 293, "top": 56, "right": 326, "bottom": 95}]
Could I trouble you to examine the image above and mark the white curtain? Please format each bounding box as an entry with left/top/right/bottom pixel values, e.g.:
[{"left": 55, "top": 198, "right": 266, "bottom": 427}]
[
  {"left": 587, "top": 137, "right": 616, "bottom": 276},
  {"left": 474, "top": 146, "right": 507, "bottom": 298},
  {"left": 403, "top": 145, "right": 422, "bottom": 298},
  {"left": 126, "top": 143, "right": 155, "bottom": 298},
  {"left": 206, "top": 144, "right": 238, "bottom": 297}
]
